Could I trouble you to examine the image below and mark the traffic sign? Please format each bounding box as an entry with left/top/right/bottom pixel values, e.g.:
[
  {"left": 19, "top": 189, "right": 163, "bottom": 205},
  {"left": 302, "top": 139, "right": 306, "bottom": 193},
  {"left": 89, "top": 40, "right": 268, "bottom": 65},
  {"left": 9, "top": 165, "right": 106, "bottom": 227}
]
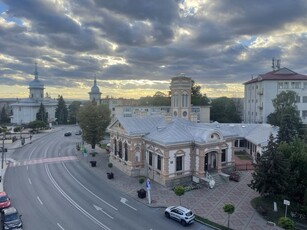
[{"left": 146, "top": 178, "right": 151, "bottom": 190}]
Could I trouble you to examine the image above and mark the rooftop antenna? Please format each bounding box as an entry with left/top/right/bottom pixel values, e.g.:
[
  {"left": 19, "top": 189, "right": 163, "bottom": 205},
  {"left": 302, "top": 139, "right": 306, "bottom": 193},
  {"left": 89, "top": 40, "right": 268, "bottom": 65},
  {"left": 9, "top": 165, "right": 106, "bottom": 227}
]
[
  {"left": 272, "top": 57, "right": 275, "bottom": 71},
  {"left": 276, "top": 59, "right": 281, "bottom": 69}
]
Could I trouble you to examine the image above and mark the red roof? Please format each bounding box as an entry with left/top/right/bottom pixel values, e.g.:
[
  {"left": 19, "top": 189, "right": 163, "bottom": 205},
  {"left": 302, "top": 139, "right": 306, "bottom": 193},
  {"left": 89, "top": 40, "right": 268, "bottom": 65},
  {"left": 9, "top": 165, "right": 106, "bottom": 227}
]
[{"left": 244, "top": 67, "right": 307, "bottom": 85}]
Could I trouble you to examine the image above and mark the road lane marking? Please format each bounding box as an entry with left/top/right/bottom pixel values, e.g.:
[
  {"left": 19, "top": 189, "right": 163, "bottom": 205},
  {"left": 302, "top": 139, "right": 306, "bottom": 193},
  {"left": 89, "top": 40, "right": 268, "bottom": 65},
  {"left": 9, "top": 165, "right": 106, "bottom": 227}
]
[
  {"left": 28, "top": 178, "right": 32, "bottom": 185},
  {"left": 62, "top": 163, "right": 118, "bottom": 211},
  {"left": 57, "top": 223, "right": 65, "bottom": 230},
  {"left": 93, "top": 204, "right": 114, "bottom": 219},
  {"left": 120, "top": 197, "right": 137, "bottom": 211},
  {"left": 37, "top": 196, "right": 43, "bottom": 205},
  {"left": 10, "top": 156, "right": 78, "bottom": 167},
  {"left": 45, "top": 164, "right": 111, "bottom": 230}
]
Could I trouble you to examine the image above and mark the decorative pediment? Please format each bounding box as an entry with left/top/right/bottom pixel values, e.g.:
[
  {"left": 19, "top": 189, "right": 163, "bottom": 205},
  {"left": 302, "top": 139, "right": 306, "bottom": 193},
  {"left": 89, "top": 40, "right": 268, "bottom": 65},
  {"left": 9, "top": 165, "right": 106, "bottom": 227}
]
[
  {"left": 206, "top": 130, "right": 223, "bottom": 142},
  {"left": 155, "top": 148, "right": 163, "bottom": 155}
]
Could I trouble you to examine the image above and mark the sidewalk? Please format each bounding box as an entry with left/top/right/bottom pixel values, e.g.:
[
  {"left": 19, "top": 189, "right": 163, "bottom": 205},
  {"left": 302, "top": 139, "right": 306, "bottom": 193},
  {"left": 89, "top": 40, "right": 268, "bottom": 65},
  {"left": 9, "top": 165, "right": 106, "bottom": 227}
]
[{"left": 80, "top": 147, "right": 282, "bottom": 230}]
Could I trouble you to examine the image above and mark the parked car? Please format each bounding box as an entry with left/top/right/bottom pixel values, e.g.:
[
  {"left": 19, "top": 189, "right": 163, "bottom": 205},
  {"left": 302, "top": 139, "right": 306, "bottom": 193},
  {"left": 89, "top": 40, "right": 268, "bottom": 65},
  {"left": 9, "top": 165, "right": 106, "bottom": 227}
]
[
  {"left": 64, "top": 132, "right": 72, "bottom": 137},
  {"left": 75, "top": 130, "right": 82, "bottom": 135},
  {"left": 165, "top": 206, "right": 195, "bottom": 226},
  {"left": 0, "top": 192, "right": 10, "bottom": 210},
  {"left": 1, "top": 207, "right": 23, "bottom": 230}
]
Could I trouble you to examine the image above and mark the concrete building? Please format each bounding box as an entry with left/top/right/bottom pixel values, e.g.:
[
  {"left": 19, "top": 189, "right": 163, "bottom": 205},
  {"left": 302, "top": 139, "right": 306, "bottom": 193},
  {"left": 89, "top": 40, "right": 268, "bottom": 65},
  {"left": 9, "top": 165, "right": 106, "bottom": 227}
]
[
  {"left": 10, "top": 63, "right": 57, "bottom": 125},
  {"left": 244, "top": 66, "right": 307, "bottom": 124},
  {"left": 108, "top": 74, "right": 278, "bottom": 187}
]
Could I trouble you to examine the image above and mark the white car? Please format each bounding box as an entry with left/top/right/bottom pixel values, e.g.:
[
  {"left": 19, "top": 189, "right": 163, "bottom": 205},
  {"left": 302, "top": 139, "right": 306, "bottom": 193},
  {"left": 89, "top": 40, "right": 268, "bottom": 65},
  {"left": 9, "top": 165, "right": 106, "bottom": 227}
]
[{"left": 164, "top": 206, "right": 195, "bottom": 226}]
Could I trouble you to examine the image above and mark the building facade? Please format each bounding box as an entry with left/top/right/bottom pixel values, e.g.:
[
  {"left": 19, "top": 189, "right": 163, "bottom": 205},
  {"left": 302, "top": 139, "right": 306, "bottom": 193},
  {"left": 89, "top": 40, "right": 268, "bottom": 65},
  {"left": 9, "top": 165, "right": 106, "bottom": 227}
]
[
  {"left": 244, "top": 67, "right": 307, "bottom": 124},
  {"left": 108, "top": 74, "right": 278, "bottom": 187}
]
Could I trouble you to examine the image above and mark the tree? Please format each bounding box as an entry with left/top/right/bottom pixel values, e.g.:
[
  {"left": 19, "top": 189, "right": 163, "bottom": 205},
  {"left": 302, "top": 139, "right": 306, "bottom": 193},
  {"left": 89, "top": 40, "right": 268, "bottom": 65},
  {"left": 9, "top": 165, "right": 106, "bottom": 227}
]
[
  {"left": 36, "top": 103, "right": 48, "bottom": 123},
  {"left": 279, "top": 138, "right": 307, "bottom": 203},
  {"left": 28, "top": 120, "right": 47, "bottom": 130},
  {"left": 191, "top": 80, "right": 210, "bottom": 106},
  {"left": 0, "top": 107, "right": 10, "bottom": 124},
  {"left": 174, "top": 185, "right": 185, "bottom": 205},
  {"left": 139, "top": 92, "right": 171, "bottom": 106},
  {"left": 223, "top": 203, "right": 235, "bottom": 228},
  {"left": 267, "top": 91, "right": 303, "bottom": 141},
  {"left": 55, "top": 95, "right": 68, "bottom": 124},
  {"left": 249, "top": 134, "right": 290, "bottom": 196},
  {"left": 68, "top": 101, "right": 81, "bottom": 124},
  {"left": 210, "top": 97, "right": 241, "bottom": 123},
  {"left": 77, "top": 103, "right": 111, "bottom": 150}
]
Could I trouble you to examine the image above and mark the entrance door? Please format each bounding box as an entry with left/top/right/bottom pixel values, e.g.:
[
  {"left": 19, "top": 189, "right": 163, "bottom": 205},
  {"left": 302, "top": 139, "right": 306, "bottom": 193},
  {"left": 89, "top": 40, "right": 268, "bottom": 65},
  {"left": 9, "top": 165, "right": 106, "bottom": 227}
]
[{"left": 204, "top": 154, "right": 208, "bottom": 171}]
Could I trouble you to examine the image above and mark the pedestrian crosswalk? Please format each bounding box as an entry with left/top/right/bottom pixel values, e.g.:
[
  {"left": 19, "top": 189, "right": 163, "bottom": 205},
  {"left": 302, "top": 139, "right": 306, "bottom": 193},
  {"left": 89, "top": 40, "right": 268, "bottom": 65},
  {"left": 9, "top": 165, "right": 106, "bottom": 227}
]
[{"left": 9, "top": 156, "right": 78, "bottom": 167}]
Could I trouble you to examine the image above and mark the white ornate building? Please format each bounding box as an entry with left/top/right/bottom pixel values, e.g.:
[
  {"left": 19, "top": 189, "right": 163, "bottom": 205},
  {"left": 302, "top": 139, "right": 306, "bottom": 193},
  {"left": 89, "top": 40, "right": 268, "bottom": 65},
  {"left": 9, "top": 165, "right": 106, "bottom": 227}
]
[
  {"left": 108, "top": 75, "right": 278, "bottom": 187},
  {"left": 10, "top": 63, "right": 57, "bottom": 125},
  {"left": 244, "top": 67, "right": 307, "bottom": 124}
]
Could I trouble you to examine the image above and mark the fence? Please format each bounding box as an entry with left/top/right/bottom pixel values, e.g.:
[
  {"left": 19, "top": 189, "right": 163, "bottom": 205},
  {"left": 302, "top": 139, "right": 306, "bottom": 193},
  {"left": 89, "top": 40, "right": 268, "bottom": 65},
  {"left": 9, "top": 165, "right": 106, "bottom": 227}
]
[{"left": 235, "top": 163, "right": 254, "bottom": 171}]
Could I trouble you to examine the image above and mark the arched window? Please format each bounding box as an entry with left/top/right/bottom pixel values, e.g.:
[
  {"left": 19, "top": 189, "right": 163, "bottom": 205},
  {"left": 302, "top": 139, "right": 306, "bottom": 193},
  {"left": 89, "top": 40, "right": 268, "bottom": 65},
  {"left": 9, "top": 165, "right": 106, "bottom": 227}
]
[{"left": 124, "top": 143, "right": 128, "bottom": 161}]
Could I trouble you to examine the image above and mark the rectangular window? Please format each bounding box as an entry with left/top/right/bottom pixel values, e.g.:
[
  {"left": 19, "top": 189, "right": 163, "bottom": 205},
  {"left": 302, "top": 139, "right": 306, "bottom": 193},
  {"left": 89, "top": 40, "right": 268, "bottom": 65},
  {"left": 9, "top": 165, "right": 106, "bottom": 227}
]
[
  {"left": 284, "top": 82, "right": 289, "bottom": 89},
  {"left": 304, "top": 82, "right": 307, "bottom": 89},
  {"left": 157, "top": 155, "right": 161, "bottom": 170},
  {"left": 296, "top": 96, "right": 300, "bottom": 103},
  {"left": 176, "top": 156, "right": 183, "bottom": 171},
  {"left": 124, "top": 143, "right": 128, "bottom": 161},
  {"left": 303, "top": 96, "right": 307, "bottom": 103},
  {"left": 221, "top": 149, "right": 226, "bottom": 162},
  {"left": 149, "top": 151, "right": 153, "bottom": 166},
  {"left": 278, "top": 82, "right": 283, "bottom": 89},
  {"left": 302, "top": 111, "right": 307, "bottom": 118}
]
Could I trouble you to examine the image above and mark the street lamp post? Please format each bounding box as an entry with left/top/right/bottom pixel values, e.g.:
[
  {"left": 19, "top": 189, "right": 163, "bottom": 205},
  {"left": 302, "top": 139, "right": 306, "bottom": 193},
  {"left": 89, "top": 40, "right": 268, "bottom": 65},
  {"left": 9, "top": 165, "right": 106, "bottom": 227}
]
[{"left": 1, "top": 133, "right": 5, "bottom": 182}]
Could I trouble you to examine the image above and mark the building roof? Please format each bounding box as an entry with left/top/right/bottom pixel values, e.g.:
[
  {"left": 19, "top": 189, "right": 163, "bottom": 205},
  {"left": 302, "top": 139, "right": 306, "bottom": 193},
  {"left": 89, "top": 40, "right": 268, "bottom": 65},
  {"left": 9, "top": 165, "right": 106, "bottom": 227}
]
[
  {"left": 114, "top": 116, "right": 164, "bottom": 136},
  {"left": 244, "top": 67, "right": 307, "bottom": 85},
  {"left": 110, "top": 116, "right": 278, "bottom": 147}
]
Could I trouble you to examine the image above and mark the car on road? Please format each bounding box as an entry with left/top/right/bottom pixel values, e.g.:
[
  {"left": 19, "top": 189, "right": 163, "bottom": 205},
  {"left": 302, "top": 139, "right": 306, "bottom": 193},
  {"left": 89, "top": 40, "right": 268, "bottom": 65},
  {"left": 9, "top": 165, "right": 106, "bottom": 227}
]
[
  {"left": 0, "top": 192, "right": 10, "bottom": 210},
  {"left": 75, "top": 130, "right": 82, "bottom": 135},
  {"left": 0, "top": 207, "right": 23, "bottom": 230},
  {"left": 64, "top": 132, "right": 72, "bottom": 137},
  {"left": 165, "top": 206, "right": 195, "bottom": 226}
]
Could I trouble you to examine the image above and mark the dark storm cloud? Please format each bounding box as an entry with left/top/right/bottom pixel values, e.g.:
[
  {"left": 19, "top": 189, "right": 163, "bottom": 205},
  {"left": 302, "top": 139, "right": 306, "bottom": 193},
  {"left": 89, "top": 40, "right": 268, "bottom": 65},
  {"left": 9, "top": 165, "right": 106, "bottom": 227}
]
[{"left": 1, "top": 0, "right": 307, "bottom": 98}]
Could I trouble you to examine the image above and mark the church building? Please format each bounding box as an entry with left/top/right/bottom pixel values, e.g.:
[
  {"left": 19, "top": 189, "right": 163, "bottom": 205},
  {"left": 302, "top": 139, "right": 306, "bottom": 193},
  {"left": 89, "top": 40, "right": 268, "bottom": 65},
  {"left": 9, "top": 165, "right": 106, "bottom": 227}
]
[{"left": 10, "top": 63, "right": 57, "bottom": 125}]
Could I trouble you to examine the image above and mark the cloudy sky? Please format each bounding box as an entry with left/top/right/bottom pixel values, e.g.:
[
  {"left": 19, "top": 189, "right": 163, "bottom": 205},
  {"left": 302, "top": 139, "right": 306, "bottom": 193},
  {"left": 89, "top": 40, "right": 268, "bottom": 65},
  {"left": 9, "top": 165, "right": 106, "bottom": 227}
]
[{"left": 1, "top": 0, "right": 307, "bottom": 100}]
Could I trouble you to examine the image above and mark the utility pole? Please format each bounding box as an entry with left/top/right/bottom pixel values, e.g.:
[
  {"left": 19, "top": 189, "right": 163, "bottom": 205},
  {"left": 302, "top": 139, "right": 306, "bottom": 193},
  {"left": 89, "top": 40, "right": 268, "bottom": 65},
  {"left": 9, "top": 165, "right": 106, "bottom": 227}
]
[{"left": 1, "top": 133, "right": 5, "bottom": 182}]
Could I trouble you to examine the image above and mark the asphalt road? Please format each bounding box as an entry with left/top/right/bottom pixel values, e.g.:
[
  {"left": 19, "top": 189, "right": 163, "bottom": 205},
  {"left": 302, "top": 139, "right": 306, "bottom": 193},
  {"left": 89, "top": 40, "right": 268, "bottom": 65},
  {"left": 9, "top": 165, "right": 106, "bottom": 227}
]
[{"left": 4, "top": 126, "right": 215, "bottom": 230}]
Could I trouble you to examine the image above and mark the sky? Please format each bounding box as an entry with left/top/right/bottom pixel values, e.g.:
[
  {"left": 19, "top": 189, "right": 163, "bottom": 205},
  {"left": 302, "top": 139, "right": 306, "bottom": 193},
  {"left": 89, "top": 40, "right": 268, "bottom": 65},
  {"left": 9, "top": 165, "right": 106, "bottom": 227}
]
[{"left": 1, "top": 0, "right": 307, "bottom": 100}]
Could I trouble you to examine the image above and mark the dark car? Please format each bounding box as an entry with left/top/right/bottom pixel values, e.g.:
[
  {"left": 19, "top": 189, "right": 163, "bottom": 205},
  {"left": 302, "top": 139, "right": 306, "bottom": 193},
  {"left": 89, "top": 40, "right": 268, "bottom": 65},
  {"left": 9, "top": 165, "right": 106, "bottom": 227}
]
[
  {"left": 64, "top": 132, "right": 72, "bottom": 137},
  {"left": 229, "top": 171, "right": 240, "bottom": 182},
  {"left": 1, "top": 207, "right": 23, "bottom": 230}
]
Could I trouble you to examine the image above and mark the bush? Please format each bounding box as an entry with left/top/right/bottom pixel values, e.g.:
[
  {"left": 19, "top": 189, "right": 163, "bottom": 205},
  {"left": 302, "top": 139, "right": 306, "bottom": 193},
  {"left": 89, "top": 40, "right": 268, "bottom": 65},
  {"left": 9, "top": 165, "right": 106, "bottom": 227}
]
[
  {"left": 278, "top": 217, "right": 294, "bottom": 230},
  {"left": 13, "top": 126, "right": 21, "bottom": 132},
  {"left": 139, "top": 177, "right": 145, "bottom": 184},
  {"left": 108, "top": 162, "right": 113, "bottom": 168},
  {"left": 256, "top": 205, "right": 267, "bottom": 216}
]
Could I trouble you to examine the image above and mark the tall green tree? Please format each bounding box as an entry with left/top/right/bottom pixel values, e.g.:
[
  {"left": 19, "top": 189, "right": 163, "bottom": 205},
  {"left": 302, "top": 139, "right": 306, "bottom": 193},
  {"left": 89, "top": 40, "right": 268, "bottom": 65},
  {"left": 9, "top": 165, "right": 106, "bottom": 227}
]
[
  {"left": 210, "top": 97, "right": 241, "bottom": 123},
  {"left": 249, "top": 134, "right": 290, "bottom": 196},
  {"left": 55, "top": 95, "right": 68, "bottom": 124},
  {"left": 191, "top": 80, "right": 210, "bottom": 106},
  {"left": 279, "top": 138, "right": 307, "bottom": 203},
  {"left": 267, "top": 91, "right": 303, "bottom": 141},
  {"left": 36, "top": 103, "right": 48, "bottom": 123},
  {"left": 77, "top": 103, "right": 111, "bottom": 149},
  {"left": 68, "top": 101, "right": 81, "bottom": 124},
  {"left": 0, "top": 107, "right": 10, "bottom": 124}
]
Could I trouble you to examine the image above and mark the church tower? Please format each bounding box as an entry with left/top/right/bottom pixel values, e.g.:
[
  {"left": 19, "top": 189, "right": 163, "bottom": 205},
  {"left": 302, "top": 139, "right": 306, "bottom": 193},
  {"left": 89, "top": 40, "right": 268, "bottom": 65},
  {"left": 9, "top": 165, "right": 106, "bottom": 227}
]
[
  {"left": 29, "top": 62, "right": 44, "bottom": 101},
  {"left": 89, "top": 77, "right": 101, "bottom": 104},
  {"left": 170, "top": 74, "right": 192, "bottom": 120}
]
